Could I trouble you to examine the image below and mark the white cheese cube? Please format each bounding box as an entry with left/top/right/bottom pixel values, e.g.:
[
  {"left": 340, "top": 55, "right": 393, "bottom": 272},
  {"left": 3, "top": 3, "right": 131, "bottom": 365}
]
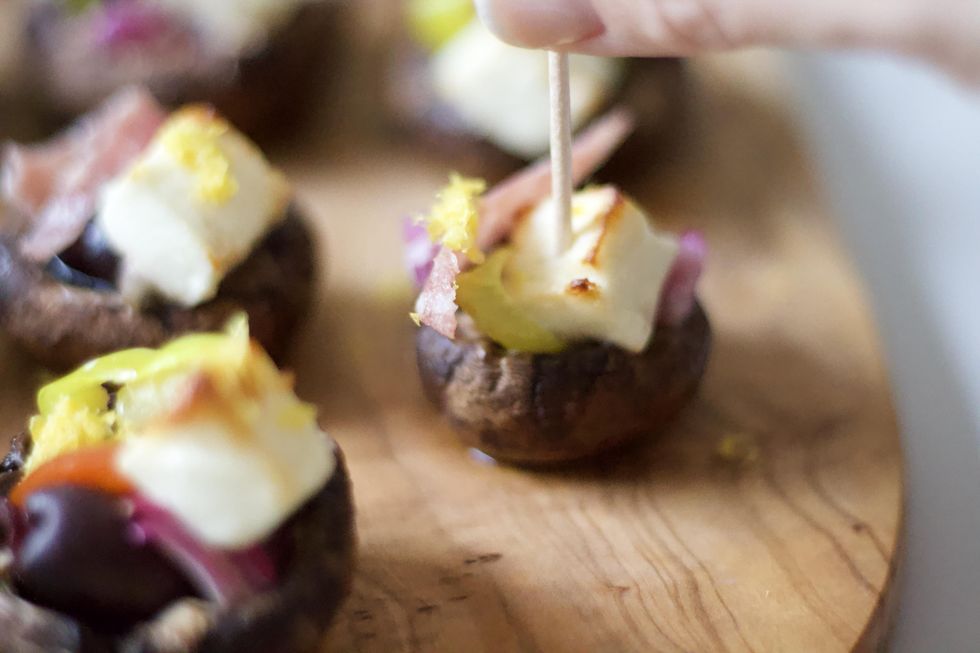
[
  {"left": 432, "top": 20, "right": 623, "bottom": 159},
  {"left": 506, "top": 186, "right": 679, "bottom": 352},
  {"left": 98, "top": 108, "right": 290, "bottom": 308},
  {"left": 115, "top": 373, "right": 335, "bottom": 550}
]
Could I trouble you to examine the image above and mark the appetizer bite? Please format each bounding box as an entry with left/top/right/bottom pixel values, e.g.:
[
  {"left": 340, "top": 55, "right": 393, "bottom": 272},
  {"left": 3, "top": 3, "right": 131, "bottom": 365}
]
[
  {"left": 409, "top": 112, "right": 711, "bottom": 464},
  {"left": 0, "top": 87, "right": 315, "bottom": 369},
  {"left": 23, "top": 0, "right": 341, "bottom": 138},
  {"left": 0, "top": 319, "right": 355, "bottom": 653},
  {"left": 389, "top": 0, "right": 688, "bottom": 181}
]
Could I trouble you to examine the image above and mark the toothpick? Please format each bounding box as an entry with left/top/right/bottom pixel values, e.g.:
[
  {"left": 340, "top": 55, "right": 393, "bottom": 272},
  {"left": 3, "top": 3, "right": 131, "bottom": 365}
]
[{"left": 549, "top": 50, "right": 573, "bottom": 256}]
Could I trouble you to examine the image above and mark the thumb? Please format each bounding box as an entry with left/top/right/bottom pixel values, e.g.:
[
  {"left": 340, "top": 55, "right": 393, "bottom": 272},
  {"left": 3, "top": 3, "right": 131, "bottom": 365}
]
[{"left": 474, "top": 0, "right": 980, "bottom": 84}]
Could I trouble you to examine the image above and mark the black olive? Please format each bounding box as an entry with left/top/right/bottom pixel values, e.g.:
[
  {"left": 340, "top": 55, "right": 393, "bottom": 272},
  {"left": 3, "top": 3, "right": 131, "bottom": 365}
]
[
  {"left": 13, "top": 486, "right": 194, "bottom": 632},
  {"left": 47, "top": 221, "right": 120, "bottom": 292},
  {"left": 59, "top": 221, "right": 120, "bottom": 284}
]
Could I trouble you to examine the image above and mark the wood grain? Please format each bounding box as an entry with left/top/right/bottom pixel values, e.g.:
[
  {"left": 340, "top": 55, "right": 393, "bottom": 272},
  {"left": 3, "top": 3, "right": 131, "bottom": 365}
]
[
  {"left": 280, "top": 39, "right": 901, "bottom": 652},
  {"left": 0, "top": 5, "right": 903, "bottom": 651}
]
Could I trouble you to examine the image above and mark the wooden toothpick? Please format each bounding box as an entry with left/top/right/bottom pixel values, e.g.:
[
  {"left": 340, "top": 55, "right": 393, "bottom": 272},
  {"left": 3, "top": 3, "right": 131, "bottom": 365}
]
[{"left": 549, "top": 50, "right": 573, "bottom": 256}]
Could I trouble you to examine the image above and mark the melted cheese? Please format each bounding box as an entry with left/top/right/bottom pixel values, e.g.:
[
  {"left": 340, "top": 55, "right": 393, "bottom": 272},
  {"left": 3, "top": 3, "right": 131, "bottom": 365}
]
[
  {"left": 22, "top": 321, "right": 336, "bottom": 550},
  {"left": 97, "top": 107, "right": 290, "bottom": 307},
  {"left": 504, "top": 186, "right": 679, "bottom": 352},
  {"left": 113, "top": 338, "right": 334, "bottom": 549},
  {"left": 115, "top": 373, "right": 334, "bottom": 549},
  {"left": 432, "top": 20, "right": 623, "bottom": 158}
]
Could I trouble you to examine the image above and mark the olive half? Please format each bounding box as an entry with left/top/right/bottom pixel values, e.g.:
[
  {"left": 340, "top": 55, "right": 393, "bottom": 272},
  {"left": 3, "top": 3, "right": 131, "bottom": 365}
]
[{"left": 417, "top": 304, "right": 711, "bottom": 464}]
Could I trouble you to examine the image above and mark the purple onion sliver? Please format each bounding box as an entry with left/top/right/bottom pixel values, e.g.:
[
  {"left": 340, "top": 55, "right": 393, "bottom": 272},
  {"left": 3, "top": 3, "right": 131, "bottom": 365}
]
[
  {"left": 403, "top": 216, "right": 439, "bottom": 289},
  {"left": 94, "top": 2, "right": 179, "bottom": 48},
  {"left": 228, "top": 545, "right": 279, "bottom": 589},
  {"left": 131, "top": 496, "right": 272, "bottom": 607},
  {"left": 657, "top": 230, "right": 707, "bottom": 327}
]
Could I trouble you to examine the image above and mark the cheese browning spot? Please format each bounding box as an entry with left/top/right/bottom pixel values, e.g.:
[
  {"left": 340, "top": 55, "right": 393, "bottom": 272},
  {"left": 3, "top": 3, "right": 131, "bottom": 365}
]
[
  {"left": 567, "top": 278, "right": 599, "bottom": 298},
  {"left": 160, "top": 109, "right": 239, "bottom": 204},
  {"left": 584, "top": 194, "right": 626, "bottom": 265}
]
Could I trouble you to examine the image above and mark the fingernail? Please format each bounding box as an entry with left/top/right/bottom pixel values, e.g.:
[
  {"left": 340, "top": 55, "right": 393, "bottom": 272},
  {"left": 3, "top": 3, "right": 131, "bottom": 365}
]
[{"left": 474, "top": 0, "right": 605, "bottom": 48}]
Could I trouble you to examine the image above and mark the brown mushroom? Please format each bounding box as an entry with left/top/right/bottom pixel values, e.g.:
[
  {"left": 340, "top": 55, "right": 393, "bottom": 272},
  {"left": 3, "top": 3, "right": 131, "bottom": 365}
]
[
  {"left": 386, "top": 48, "right": 692, "bottom": 184},
  {"left": 24, "top": 2, "right": 346, "bottom": 142},
  {"left": 417, "top": 303, "right": 711, "bottom": 464},
  {"left": 0, "top": 433, "right": 356, "bottom": 653},
  {"left": 0, "top": 208, "right": 316, "bottom": 370}
]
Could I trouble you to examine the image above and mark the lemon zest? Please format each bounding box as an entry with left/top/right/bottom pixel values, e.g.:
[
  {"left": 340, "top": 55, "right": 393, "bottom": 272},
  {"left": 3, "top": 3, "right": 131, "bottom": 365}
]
[
  {"left": 26, "top": 398, "right": 117, "bottom": 474},
  {"left": 159, "top": 108, "right": 239, "bottom": 204},
  {"left": 419, "top": 173, "right": 486, "bottom": 263}
]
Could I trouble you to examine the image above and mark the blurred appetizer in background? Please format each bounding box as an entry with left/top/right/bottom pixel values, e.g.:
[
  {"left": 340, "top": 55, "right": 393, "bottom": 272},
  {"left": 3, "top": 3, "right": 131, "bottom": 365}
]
[
  {"left": 22, "top": 0, "right": 343, "bottom": 139},
  {"left": 389, "top": 0, "right": 689, "bottom": 182},
  {"left": 408, "top": 111, "right": 711, "bottom": 464},
  {"left": 0, "top": 87, "right": 315, "bottom": 369},
  {"left": 0, "top": 320, "right": 355, "bottom": 653}
]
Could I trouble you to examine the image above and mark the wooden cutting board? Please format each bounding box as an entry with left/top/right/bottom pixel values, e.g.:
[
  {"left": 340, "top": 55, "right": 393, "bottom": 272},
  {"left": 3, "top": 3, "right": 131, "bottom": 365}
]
[
  {"left": 0, "top": 7, "right": 903, "bottom": 651},
  {"left": 280, "top": 41, "right": 900, "bottom": 651}
]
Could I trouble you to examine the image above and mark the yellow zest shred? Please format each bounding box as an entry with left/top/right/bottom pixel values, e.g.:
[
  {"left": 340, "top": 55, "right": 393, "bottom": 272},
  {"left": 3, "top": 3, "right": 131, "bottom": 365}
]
[
  {"left": 160, "top": 108, "right": 239, "bottom": 204},
  {"left": 419, "top": 173, "right": 486, "bottom": 263},
  {"left": 25, "top": 315, "right": 302, "bottom": 470},
  {"left": 26, "top": 398, "right": 117, "bottom": 474}
]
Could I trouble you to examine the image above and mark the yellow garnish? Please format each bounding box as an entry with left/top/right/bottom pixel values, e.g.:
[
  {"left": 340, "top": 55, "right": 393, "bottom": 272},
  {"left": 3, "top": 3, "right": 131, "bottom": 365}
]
[
  {"left": 159, "top": 108, "right": 238, "bottom": 204},
  {"left": 26, "top": 398, "right": 116, "bottom": 474},
  {"left": 38, "top": 314, "right": 249, "bottom": 417},
  {"left": 420, "top": 173, "right": 486, "bottom": 263},
  {"left": 715, "top": 435, "right": 759, "bottom": 464},
  {"left": 409, "top": 312, "right": 422, "bottom": 326},
  {"left": 406, "top": 0, "right": 475, "bottom": 51},
  {"left": 276, "top": 401, "right": 318, "bottom": 430},
  {"left": 23, "top": 314, "right": 319, "bottom": 478},
  {"left": 456, "top": 248, "right": 566, "bottom": 353},
  {"left": 27, "top": 315, "right": 249, "bottom": 467}
]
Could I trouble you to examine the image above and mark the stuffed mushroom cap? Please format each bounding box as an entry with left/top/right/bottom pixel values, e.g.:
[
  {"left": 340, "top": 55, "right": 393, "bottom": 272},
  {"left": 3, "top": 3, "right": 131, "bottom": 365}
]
[
  {"left": 24, "top": 0, "right": 343, "bottom": 140},
  {"left": 417, "top": 305, "right": 710, "bottom": 464},
  {"left": 411, "top": 171, "right": 711, "bottom": 464},
  {"left": 0, "top": 88, "right": 316, "bottom": 369},
  {"left": 389, "top": 3, "right": 689, "bottom": 182},
  {"left": 0, "top": 323, "right": 355, "bottom": 653}
]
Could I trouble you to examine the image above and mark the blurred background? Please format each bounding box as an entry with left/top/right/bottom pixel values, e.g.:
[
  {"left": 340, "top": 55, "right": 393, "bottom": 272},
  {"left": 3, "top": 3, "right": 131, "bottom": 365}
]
[{"left": 0, "top": 0, "right": 977, "bottom": 650}]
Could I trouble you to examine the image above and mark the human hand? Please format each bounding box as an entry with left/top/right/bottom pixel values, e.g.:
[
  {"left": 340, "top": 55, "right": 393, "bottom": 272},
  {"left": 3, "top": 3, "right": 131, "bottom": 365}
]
[{"left": 474, "top": 0, "right": 980, "bottom": 83}]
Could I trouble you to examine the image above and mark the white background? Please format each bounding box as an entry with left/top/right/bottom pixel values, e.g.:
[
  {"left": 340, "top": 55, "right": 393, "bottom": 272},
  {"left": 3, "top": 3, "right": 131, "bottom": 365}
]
[{"left": 792, "top": 51, "right": 980, "bottom": 651}]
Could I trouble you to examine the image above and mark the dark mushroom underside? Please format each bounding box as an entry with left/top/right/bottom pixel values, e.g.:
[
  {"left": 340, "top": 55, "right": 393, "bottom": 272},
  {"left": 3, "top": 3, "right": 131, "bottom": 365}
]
[
  {"left": 0, "top": 434, "right": 356, "bottom": 653},
  {"left": 387, "top": 47, "right": 691, "bottom": 184},
  {"left": 417, "top": 303, "right": 711, "bottom": 464},
  {"left": 0, "top": 209, "right": 316, "bottom": 370},
  {"left": 25, "top": 2, "right": 345, "bottom": 141}
]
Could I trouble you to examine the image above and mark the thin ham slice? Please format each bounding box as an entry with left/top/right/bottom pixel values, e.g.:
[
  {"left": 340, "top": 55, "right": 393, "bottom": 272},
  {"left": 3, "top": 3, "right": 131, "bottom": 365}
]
[
  {"left": 476, "top": 108, "right": 634, "bottom": 251},
  {"left": 657, "top": 231, "right": 707, "bottom": 327},
  {"left": 414, "top": 248, "right": 461, "bottom": 339},
  {"left": 2, "top": 86, "right": 166, "bottom": 262},
  {"left": 416, "top": 108, "right": 635, "bottom": 339}
]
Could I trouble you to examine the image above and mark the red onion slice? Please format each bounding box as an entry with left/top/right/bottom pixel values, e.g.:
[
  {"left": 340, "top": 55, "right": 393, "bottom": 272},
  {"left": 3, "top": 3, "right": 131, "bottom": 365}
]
[{"left": 129, "top": 496, "right": 278, "bottom": 608}]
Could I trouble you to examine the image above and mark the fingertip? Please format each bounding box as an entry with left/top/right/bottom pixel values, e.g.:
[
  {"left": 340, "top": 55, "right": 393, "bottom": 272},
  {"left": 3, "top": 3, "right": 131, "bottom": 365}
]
[{"left": 474, "top": 0, "right": 606, "bottom": 49}]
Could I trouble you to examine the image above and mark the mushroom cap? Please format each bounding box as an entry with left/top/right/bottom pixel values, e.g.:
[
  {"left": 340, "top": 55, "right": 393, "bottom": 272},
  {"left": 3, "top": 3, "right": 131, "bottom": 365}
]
[
  {"left": 0, "top": 433, "right": 356, "bottom": 653},
  {"left": 417, "top": 303, "right": 711, "bottom": 464},
  {"left": 386, "top": 50, "right": 692, "bottom": 184},
  {"left": 24, "top": 2, "right": 345, "bottom": 142},
  {"left": 0, "top": 208, "right": 316, "bottom": 370}
]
